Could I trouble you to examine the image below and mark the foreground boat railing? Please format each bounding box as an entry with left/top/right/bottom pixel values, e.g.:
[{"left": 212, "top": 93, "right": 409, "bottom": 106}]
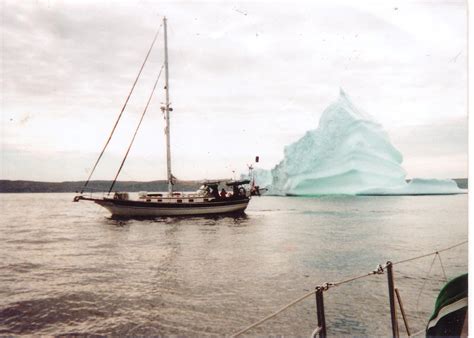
[{"left": 230, "top": 240, "right": 468, "bottom": 337}]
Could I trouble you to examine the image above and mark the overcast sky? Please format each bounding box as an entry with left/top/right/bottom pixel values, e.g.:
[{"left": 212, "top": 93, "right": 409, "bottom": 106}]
[{"left": 1, "top": 0, "right": 467, "bottom": 182}]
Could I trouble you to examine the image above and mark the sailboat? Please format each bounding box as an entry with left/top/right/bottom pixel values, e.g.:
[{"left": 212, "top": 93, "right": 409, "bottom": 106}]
[{"left": 73, "top": 17, "right": 251, "bottom": 217}]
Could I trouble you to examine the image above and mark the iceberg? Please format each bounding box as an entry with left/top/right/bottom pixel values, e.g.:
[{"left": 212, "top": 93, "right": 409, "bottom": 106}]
[
  {"left": 256, "top": 89, "right": 466, "bottom": 196},
  {"left": 359, "top": 178, "right": 464, "bottom": 196}
]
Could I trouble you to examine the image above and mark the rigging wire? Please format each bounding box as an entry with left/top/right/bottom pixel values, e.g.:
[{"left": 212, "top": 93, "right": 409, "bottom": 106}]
[
  {"left": 108, "top": 65, "right": 165, "bottom": 194},
  {"left": 410, "top": 251, "right": 449, "bottom": 335},
  {"left": 414, "top": 253, "right": 438, "bottom": 323},
  {"left": 230, "top": 240, "right": 467, "bottom": 337},
  {"left": 437, "top": 252, "right": 448, "bottom": 282},
  {"left": 230, "top": 290, "right": 316, "bottom": 338},
  {"left": 81, "top": 23, "right": 163, "bottom": 193},
  {"left": 391, "top": 240, "right": 467, "bottom": 266},
  {"left": 409, "top": 328, "right": 428, "bottom": 337}
]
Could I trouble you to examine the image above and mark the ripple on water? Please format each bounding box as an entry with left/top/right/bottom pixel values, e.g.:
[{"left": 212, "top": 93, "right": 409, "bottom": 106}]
[
  {"left": 0, "top": 292, "right": 108, "bottom": 334},
  {"left": 0, "top": 263, "right": 43, "bottom": 274},
  {"left": 0, "top": 193, "right": 468, "bottom": 335}
]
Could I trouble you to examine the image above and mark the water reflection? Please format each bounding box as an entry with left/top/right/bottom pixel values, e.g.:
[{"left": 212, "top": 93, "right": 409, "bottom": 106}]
[{"left": 107, "top": 213, "right": 250, "bottom": 227}]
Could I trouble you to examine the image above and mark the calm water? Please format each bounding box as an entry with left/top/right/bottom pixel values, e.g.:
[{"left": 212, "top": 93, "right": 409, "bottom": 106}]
[{"left": 0, "top": 193, "right": 467, "bottom": 336}]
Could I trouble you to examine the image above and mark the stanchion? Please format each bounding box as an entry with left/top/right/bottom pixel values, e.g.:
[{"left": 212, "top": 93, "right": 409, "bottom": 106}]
[
  {"left": 386, "top": 261, "right": 399, "bottom": 338},
  {"left": 315, "top": 286, "right": 327, "bottom": 337}
]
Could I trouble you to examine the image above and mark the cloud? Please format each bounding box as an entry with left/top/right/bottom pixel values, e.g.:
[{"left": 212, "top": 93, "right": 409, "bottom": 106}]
[
  {"left": 391, "top": 117, "right": 467, "bottom": 178},
  {"left": 0, "top": 0, "right": 467, "bottom": 181}
]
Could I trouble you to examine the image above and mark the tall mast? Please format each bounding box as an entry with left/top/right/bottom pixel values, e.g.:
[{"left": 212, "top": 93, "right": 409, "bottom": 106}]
[{"left": 163, "top": 17, "right": 173, "bottom": 195}]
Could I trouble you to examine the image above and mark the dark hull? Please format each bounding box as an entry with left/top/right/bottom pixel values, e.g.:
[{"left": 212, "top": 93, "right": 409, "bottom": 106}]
[{"left": 77, "top": 196, "right": 250, "bottom": 217}]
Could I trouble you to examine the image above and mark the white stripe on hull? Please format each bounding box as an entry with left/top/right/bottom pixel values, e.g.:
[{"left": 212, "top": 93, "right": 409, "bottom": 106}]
[{"left": 96, "top": 200, "right": 249, "bottom": 217}]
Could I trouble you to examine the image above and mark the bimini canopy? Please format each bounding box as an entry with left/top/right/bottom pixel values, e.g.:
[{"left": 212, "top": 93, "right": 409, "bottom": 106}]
[
  {"left": 225, "top": 180, "right": 251, "bottom": 186},
  {"left": 201, "top": 180, "right": 221, "bottom": 187}
]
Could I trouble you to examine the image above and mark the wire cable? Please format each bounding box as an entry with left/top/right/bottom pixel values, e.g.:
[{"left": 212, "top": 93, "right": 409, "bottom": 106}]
[
  {"left": 230, "top": 240, "right": 467, "bottom": 337},
  {"left": 437, "top": 252, "right": 448, "bottom": 282},
  {"left": 81, "top": 23, "right": 163, "bottom": 193},
  {"left": 230, "top": 290, "right": 316, "bottom": 338},
  {"left": 414, "top": 253, "right": 437, "bottom": 322},
  {"left": 391, "top": 240, "right": 467, "bottom": 266},
  {"left": 108, "top": 65, "right": 164, "bottom": 194}
]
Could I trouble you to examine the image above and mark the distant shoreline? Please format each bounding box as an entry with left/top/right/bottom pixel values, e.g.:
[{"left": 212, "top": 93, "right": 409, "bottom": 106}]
[
  {"left": 0, "top": 178, "right": 468, "bottom": 193},
  {"left": 0, "top": 180, "right": 203, "bottom": 193}
]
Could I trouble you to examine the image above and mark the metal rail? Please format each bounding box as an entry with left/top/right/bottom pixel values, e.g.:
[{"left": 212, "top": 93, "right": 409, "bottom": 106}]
[
  {"left": 387, "top": 261, "right": 399, "bottom": 338},
  {"left": 230, "top": 240, "right": 467, "bottom": 337},
  {"left": 315, "top": 286, "right": 327, "bottom": 337}
]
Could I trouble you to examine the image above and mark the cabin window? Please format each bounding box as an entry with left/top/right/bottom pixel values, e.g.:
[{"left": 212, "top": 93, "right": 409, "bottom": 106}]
[
  {"left": 204, "top": 198, "right": 209, "bottom": 202},
  {"left": 189, "top": 199, "right": 194, "bottom": 202},
  {"left": 177, "top": 199, "right": 182, "bottom": 203},
  {"left": 146, "top": 199, "right": 151, "bottom": 202},
  {"left": 157, "top": 199, "right": 162, "bottom": 202}
]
